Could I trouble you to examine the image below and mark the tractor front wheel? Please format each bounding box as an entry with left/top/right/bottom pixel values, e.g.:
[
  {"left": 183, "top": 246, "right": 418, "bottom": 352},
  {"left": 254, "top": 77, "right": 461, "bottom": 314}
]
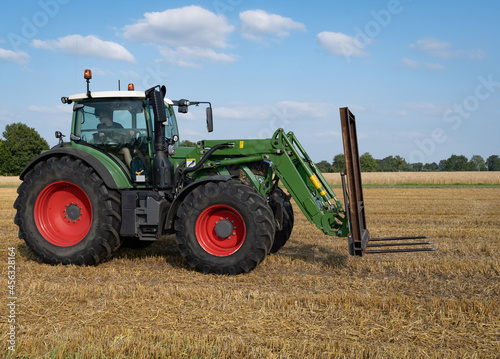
[
  {"left": 14, "top": 156, "right": 122, "bottom": 265},
  {"left": 175, "top": 180, "right": 275, "bottom": 275}
]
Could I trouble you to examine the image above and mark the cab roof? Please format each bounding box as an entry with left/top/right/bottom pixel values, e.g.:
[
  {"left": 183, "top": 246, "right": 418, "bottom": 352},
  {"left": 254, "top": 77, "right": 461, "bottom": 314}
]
[{"left": 68, "top": 91, "right": 174, "bottom": 105}]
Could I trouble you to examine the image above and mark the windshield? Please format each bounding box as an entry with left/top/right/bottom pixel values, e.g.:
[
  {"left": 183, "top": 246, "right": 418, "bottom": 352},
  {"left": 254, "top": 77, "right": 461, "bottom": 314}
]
[
  {"left": 74, "top": 99, "right": 149, "bottom": 146},
  {"left": 73, "top": 98, "right": 152, "bottom": 179}
]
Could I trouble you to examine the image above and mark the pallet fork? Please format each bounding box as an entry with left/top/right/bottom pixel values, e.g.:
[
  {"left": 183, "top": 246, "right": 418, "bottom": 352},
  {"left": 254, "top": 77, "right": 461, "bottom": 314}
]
[{"left": 339, "top": 107, "right": 437, "bottom": 256}]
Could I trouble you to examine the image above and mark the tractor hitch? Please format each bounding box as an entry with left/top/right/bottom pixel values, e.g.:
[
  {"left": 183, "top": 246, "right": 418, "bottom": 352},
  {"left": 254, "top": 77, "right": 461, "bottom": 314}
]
[{"left": 339, "top": 107, "right": 437, "bottom": 256}]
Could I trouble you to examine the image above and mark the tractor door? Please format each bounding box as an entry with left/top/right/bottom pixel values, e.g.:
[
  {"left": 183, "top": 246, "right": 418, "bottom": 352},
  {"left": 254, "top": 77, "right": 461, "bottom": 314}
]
[{"left": 74, "top": 99, "right": 152, "bottom": 183}]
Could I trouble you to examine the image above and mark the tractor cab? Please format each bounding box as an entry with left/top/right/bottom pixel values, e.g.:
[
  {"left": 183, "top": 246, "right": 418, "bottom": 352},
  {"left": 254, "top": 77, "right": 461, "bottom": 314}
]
[{"left": 66, "top": 89, "right": 179, "bottom": 183}]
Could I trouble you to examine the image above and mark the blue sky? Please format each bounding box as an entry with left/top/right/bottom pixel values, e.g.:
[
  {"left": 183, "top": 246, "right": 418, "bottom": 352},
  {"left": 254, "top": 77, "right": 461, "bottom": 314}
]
[{"left": 1, "top": 0, "right": 498, "bottom": 164}]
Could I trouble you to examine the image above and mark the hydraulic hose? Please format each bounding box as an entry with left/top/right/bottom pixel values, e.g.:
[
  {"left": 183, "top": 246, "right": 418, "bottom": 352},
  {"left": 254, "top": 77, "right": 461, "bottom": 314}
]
[{"left": 181, "top": 142, "right": 233, "bottom": 177}]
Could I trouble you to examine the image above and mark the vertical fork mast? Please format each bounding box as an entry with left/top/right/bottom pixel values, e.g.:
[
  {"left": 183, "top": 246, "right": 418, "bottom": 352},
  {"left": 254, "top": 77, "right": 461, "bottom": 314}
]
[
  {"left": 339, "top": 108, "right": 370, "bottom": 255},
  {"left": 339, "top": 107, "right": 436, "bottom": 255}
]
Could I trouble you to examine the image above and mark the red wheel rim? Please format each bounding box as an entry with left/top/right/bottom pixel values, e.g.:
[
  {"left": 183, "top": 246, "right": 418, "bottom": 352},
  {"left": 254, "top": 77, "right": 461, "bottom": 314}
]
[
  {"left": 195, "top": 205, "right": 246, "bottom": 256},
  {"left": 34, "top": 181, "right": 93, "bottom": 247}
]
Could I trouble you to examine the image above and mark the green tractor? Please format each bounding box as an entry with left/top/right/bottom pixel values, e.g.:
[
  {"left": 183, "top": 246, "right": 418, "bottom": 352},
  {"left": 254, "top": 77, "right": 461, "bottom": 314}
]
[{"left": 14, "top": 70, "right": 435, "bottom": 275}]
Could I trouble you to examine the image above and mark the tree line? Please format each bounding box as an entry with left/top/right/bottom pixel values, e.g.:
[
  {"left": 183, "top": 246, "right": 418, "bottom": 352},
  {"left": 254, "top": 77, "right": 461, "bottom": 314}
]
[
  {"left": 0, "top": 123, "right": 49, "bottom": 176},
  {"left": 316, "top": 153, "right": 500, "bottom": 173},
  {"left": 0, "top": 122, "right": 498, "bottom": 176}
]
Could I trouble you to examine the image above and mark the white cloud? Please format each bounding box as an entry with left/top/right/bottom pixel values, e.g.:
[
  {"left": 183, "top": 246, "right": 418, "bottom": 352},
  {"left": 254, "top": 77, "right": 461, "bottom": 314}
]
[
  {"left": 239, "top": 10, "right": 306, "bottom": 42},
  {"left": 0, "top": 48, "right": 29, "bottom": 65},
  {"left": 158, "top": 46, "right": 238, "bottom": 68},
  {"left": 215, "top": 101, "right": 335, "bottom": 122},
  {"left": 317, "top": 31, "right": 368, "bottom": 58},
  {"left": 123, "top": 6, "right": 234, "bottom": 49},
  {"left": 28, "top": 105, "right": 72, "bottom": 114},
  {"left": 400, "top": 103, "right": 445, "bottom": 117},
  {"left": 410, "top": 37, "right": 452, "bottom": 58},
  {"left": 311, "top": 130, "right": 342, "bottom": 138},
  {"left": 32, "top": 34, "right": 135, "bottom": 62},
  {"left": 410, "top": 37, "right": 485, "bottom": 60},
  {"left": 401, "top": 57, "right": 446, "bottom": 70},
  {"left": 274, "top": 101, "right": 333, "bottom": 119}
]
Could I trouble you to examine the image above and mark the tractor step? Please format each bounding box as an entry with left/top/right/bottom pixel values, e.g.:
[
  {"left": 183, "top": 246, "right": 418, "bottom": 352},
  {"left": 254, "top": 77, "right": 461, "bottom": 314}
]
[{"left": 365, "top": 235, "right": 437, "bottom": 254}]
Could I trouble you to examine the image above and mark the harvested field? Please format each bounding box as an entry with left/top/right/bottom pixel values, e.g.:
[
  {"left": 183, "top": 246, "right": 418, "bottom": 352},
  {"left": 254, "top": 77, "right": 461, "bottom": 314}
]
[
  {"left": 322, "top": 171, "right": 500, "bottom": 185},
  {"left": 1, "top": 182, "right": 499, "bottom": 358},
  {"left": 0, "top": 177, "right": 20, "bottom": 187}
]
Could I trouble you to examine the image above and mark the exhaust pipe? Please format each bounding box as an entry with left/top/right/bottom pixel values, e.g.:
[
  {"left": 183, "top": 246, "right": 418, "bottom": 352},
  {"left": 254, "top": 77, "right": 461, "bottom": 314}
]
[{"left": 146, "top": 86, "right": 174, "bottom": 189}]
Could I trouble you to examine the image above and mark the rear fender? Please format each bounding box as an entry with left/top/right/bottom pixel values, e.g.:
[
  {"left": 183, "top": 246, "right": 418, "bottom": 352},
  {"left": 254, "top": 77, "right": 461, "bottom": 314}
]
[{"left": 19, "top": 147, "right": 129, "bottom": 189}]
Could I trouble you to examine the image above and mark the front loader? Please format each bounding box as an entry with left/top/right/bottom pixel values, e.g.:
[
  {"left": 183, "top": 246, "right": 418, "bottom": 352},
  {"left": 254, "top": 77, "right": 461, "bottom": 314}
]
[{"left": 14, "top": 70, "right": 435, "bottom": 275}]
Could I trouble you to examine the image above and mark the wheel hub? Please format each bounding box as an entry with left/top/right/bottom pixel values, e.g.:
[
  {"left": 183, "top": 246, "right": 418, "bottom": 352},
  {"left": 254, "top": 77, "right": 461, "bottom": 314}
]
[
  {"left": 65, "top": 203, "right": 82, "bottom": 221},
  {"left": 214, "top": 219, "right": 234, "bottom": 239}
]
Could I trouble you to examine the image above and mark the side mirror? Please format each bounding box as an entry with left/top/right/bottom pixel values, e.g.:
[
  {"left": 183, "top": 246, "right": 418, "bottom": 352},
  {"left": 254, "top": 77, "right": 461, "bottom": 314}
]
[
  {"left": 177, "top": 99, "right": 190, "bottom": 114},
  {"left": 206, "top": 107, "right": 213, "bottom": 133}
]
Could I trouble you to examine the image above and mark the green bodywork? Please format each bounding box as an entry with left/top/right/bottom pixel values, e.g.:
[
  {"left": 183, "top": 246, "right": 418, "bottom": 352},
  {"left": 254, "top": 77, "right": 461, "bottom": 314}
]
[
  {"left": 50, "top": 97, "right": 348, "bottom": 239},
  {"left": 178, "top": 129, "right": 348, "bottom": 237}
]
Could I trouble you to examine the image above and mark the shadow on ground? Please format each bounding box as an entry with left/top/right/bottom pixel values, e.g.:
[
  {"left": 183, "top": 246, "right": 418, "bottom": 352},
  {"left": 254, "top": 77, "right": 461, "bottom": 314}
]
[{"left": 17, "top": 235, "right": 348, "bottom": 271}]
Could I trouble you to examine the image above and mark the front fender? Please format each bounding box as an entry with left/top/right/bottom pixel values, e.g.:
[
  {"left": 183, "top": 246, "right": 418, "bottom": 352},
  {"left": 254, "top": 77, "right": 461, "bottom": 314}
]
[{"left": 163, "top": 175, "right": 236, "bottom": 233}]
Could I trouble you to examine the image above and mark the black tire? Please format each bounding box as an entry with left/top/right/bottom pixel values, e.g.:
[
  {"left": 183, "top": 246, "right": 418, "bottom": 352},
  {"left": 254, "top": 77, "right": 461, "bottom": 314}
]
[
  {"left": 270, "top": 187, "right": 294, "bottom": 253},
  {"left": 174, "top": 180, "right": 275, "bottom": 275},
  {"left": 14, "top": 156, "right": 122, "bottom": 265}
]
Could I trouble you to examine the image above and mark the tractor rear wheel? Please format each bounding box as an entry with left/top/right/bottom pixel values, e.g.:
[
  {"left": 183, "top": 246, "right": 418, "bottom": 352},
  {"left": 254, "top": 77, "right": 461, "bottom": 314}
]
[
  {"left": 175, "top": 180, "right": 275, "bottom": 275},
  {"left": 14, "top": 156, "right": 122, "bottom": 265}
]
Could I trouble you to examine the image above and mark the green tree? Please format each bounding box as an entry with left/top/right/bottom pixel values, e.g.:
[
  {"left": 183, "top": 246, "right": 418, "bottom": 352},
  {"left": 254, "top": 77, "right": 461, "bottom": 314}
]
[
  {"left": 360, "top": 152, "right": 377, "bottom": 172},
  {"left": 331, "top": 153, "right": 345, "bottom": 173},
  {"left": 486, "top": 155, "right": 500, "bottom": 171},
  {"left": 376, "top": 156, "right": 394, "bottom": 172},
  {"left": 423, "top": 162, "right": 439, "bottom": 172},
  {"left": 466, "top": 155, "right": 487, "bottom": 171},
  {"left": 0, "top": 123, "right": 49, "bottom": 176},
  {"left": 441, "top": 154, "right": 468, "bottom": 171},
  {"left": 410, "top": 162, "right": 423, "bottom": 172},
  {"left": 179, "top": 139, "right": 196, "bottom": 147},
  {"left": 377, "top": 155, "right": 409, "bottom": 172},
  {"left": 315, "top": 160, "right": 332, "bottom": 173}
]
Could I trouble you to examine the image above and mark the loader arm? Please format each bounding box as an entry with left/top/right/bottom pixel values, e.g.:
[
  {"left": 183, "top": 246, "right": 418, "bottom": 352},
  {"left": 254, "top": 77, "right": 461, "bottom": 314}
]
[
  {"left": 185, "top": 129, "right": 349, "bottom": 238},
  {"left": 185, "top": 107, "right": 436, "bottom": 256}
]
